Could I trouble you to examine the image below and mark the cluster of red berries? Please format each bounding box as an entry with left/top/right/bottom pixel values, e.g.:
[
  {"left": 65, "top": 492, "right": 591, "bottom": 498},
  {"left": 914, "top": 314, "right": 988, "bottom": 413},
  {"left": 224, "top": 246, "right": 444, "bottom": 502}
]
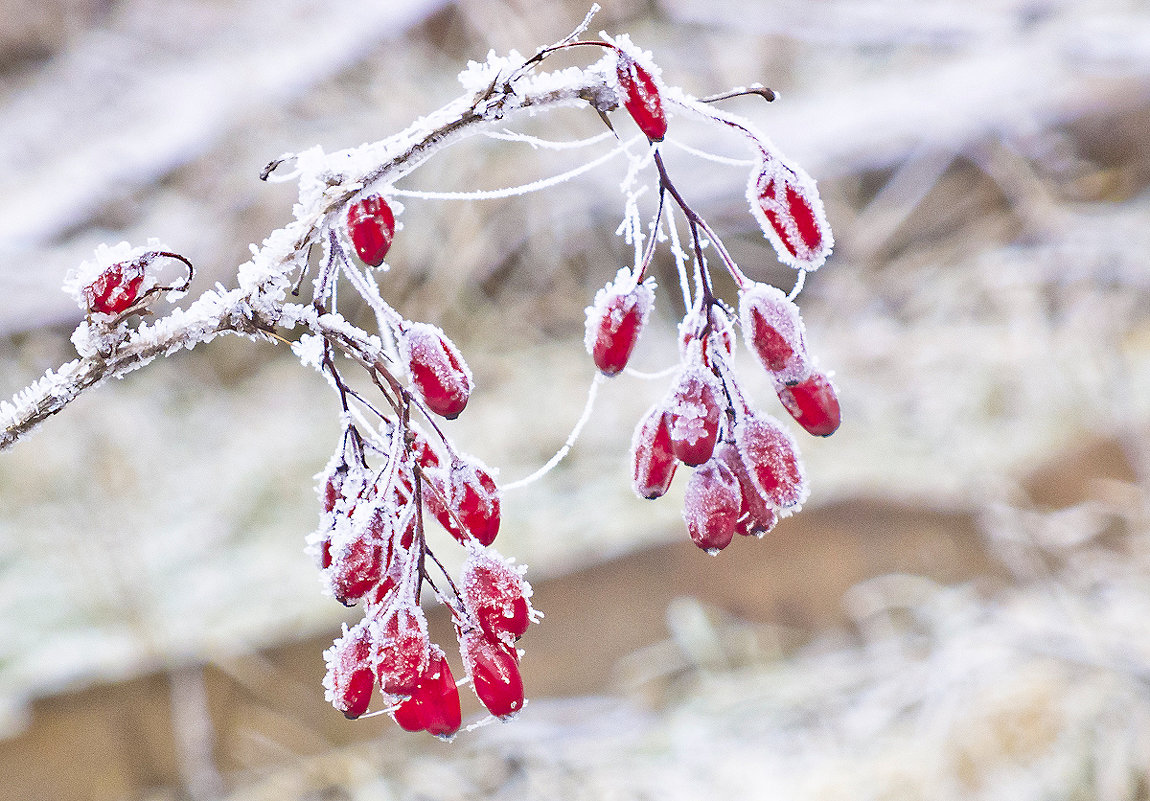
[
  {"left": 309, "top": 193, "right": 535, "bottom": 737},
  {"left": 580, "top": 39, "right": 840, "bottom": 553}
]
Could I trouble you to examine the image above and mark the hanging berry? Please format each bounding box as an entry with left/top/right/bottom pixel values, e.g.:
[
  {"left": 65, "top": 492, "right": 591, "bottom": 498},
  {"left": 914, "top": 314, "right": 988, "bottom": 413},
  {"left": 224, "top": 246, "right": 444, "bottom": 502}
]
[
  {"left": 400, "top": 322, "right": 473, "bottom": 420},
  {"left": 425, "top": 455, "right": 501, "bottom": 546},
  {"left": 346, "top": 194, "right": 397, "bottom": 267},
  {"left": 461, "top": 551, "right": 533, "bottom": 646},
  {"left": 584, "top": 270, "right": 656, "bottom": 377},
  {"left": 738, "top": 282, "right": 812, "bottom": 388},
  {"left": 322, "top": 623, "right": 377, "bottom": 720},
  {"left": 391, "top": 646, "right": 463, "bottom": 737},
  {"left": 374, "top": 605, "right": 432, "bottom": 696},
  {"left": 668, "top": 360, "right": 724, "bottom": 467},
  {"left": 630, "top": 403, "right": 679, "bottom": 499},
  {"left": 682, "top": 457, "right": 742, "bottom": 553},
  {"left": 733, "top": 412, "right": 808, "bottom": 512},
  {"left": 461, "top": 631, "right": 525, "bottom": 719},
  {"left": 778, "top": 371, "right": 841, "bottom": 437},
  {"left": 748, "top": 153, "right": 833, "bottom": 270},
  {"left": 615, "top": 50, "right": 668, "bottom": 142}
]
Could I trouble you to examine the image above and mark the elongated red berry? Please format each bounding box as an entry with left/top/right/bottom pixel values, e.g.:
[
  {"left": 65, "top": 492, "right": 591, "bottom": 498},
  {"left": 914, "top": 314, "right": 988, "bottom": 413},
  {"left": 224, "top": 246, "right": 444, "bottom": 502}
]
[
  {"left": 682, "top": 458, "right": 742, "bottom": 553},
  {"left": 738, "top": 283, "right": 811, "bottom": 387},
  {"left": 391, "top": 646, "right": 462, "bottom": 737},
  {"left": 323, "top": 624, "right": 376, "bottom": 719},
  {"left": 375, "top": 606, "right": 431, "bottom": 696},
  {"left": 616, "top": 51, "right": 667, "bottom": 141},
  {"left": 630, "top": 404, "right": 678, "bottom": 499},
  {"left": 462, "top": 552, "right": 533, "bottom": 645},
  {"left": 83, "top": 260, "right": 146, "bottom": 315},
  {"left": 328, "top": 535, "right": 382, "bottom": 606},
  {"left": 778, "top": 371, "right": 840, "bottom": 437},
  {"left": 733, "top": 412, "right": 808, "bottom": 511},
  {"left": 462, "top": 632, "right": 525, "bottom": 719},
  {"left": 679, "top": 305, "right": 736, "bottom": 362},
  {"left": 715, "top": 442, "right": 777, "bottom": 537},
  {"left": 346, "top": 195, "right": 396, "bottom": 267},
  {"left": 427, "top": 456, "right": 500, "bottom": 546},
  {"left": 401, "top": 323, "right": 472, "bottom": 419},
  {"left": 668, "top": 365, "right": 723, "bottom": 467},
  {"left": 585, "top": 271, "right": 656, "bottom": 376},
  {"left": 748, "top": 153, "right": 832, "bottom": 270}
]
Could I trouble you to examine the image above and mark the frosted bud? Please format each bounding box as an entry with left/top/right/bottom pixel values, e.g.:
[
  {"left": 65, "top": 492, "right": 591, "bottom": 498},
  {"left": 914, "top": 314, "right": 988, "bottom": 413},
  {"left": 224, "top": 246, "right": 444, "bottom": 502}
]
[{"left": 615, "top": 50, "right": 667, "bottom": 142}]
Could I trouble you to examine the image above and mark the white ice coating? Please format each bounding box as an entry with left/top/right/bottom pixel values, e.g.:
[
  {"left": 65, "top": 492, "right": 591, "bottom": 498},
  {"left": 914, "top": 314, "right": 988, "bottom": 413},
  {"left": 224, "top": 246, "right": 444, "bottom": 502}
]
[
  {"left": 738, "top": 281, "right": 812, "bottom": 388},
  {"left": 681, "top": 458, "right": 741, "bottom": 547},
  {"left": 747, "top": 151, "right": 834, "bottom": 271},
  {"left": 734, "top": 412, "right": 809, "bottom": 515},
  {"left": 583, "top": 267, "right": 657, "bottom": 355},
  {"left": 400, "top": 321, "right": 473, "bottom": 389}
]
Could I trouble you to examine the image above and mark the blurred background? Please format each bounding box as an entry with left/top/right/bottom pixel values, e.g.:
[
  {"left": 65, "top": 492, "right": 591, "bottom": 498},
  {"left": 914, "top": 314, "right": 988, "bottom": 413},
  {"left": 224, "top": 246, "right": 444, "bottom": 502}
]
[{"left": 2, "top": 0, "right": 1150, "bottom": 799}]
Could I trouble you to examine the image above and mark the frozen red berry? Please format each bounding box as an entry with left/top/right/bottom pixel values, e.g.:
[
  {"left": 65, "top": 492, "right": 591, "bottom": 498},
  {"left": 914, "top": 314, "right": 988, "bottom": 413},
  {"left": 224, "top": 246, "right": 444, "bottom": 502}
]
[
  {"left": 323, "top": 624, "right": 376, "bottom": 719},
  {"left": 83, "top": 259, "right": 147, "bottom": 315},
  {"left": 679, "top": 305, "right": 736, "bottom": 363},
  {"left": 778, "top": 371, "right": 840, "bottom": 437},
  {"left": 715, "top": 442, "right": 778, "bottom": 537},
  {"left": 748, "top": 154, "right": 832, "bottom": 270},
  {"left": 733, "top": 413, "right": 808, "bottom": 511},
  {"left": 668, "top": 365, "right": 723, "bottom": 467},
  {"left": 427, "top": 456, "right": 500, "bottom": 546},
  {"left": 375, "top": 605, "right": 431, "bottom": 696},
  {"left": 682, "top": 458, "right": 742, "bottom": 553},
  {"left": 401, "top": 323, "right": 472, "bottom": 420},
  {"left": 328, "top": 534, "right": 383, "bottom": 606},
  {"left": 391, "top": 646, "right": 462, "bottom": 737},
  {"left": 462, "top": 632, "right": 524, "bottom": 719},
  {"left": 738, "top": 283, "right": 811, "bottom": 387},
  {"left": 585, "top": 271, "right": 655, "bottom": 376},
  {"left": 630, "top": 404, "right": 678, "bottom": 499},
  {"left": 346, "top": 194, "right": 396, "bottom": 267},
  {"left": 616, "top": 51, "right": 667, "bottom": 142},
  {"left": 462, "top": 552, "right": 533, "bottom": 645}
]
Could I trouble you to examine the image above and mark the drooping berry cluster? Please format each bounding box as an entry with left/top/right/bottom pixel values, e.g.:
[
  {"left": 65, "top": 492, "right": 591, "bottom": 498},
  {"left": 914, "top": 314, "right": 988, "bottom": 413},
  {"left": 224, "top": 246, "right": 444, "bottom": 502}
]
[
  {"left": 305, "top": 193, "right": 535, "bottom": 737},
  {"left": 577, "top": 39, "right": 840, "bottom": 554}
]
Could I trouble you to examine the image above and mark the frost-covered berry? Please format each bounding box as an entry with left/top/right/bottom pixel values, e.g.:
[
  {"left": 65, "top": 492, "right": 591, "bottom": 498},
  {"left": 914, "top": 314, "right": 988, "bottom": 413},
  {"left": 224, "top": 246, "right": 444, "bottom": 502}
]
[
  {"left": 682, "top": 458, "right": 742, "bottom": 553},
  {"left": 679, "top": 305, "right": 736, "bottom": 363},
  {"left": 83, "top": 260, "right": 147, "bottom": 315},
  {"left": 323, "top": 623, "right": 376, "bottom": 719},
  {"left": 749, "top": 154, "right": 833, "bottom": 270},
  {"left": 462, "top": 551, "right": 533, "bottom": 645},
  {"left": 401, "top": 323, "right": 473, "bottom": 420},
  {"left": 375, "top": 605, "right": 431, "bottom": 696},
  {"left": 778, "top": 371, "right": 841, "bottom": 437},
  {"left": 668, "top": 363, "right": 723, "bottom": 467},
  {"left": 630, "top": 403, "right": 678, "bottom": 499},
  {"left": 616, "top": 51, "right": 667, "bottom": 142},
  {"left": 391, "top": 646, "right": 462, "bottom": 738},
  {"left": 733, "top": 412, "right": 808, "bottom": 511},
  {"left": 427, "top": 456, "right": 501, "bottom": 546},
  {"left": 329, "top": 533, "right": 383, "bottom": 606},
  {"left": 461, "top": 631, "right": 524, "bottom": 719},
  {"left": 715, "top": 441, "right": 778, "bottom": 537},
  {"left": 738, "top": 283, "right": 811, "bottom": 387},
  {"left": 584, "top": 271, "right": 655, "bottom": 377},
  {"left": 346, "top": 194, "right": 396, "bottom": 267}
]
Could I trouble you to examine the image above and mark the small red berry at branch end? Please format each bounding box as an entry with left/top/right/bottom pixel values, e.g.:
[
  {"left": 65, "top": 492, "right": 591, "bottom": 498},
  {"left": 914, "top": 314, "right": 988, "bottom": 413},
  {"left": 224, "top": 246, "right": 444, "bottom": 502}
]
[
  {"left": 346, "top": 194, "right": 397, "bottom": 267},
  {"left": 401, "top": 323, "right": 473, "bottom": 420},
  {"left": 778, "top": 371, "right": 841, "bottom": 437},
  {"left": 585, "top": 271, "right": 656, "bottom": 377},
  {"left": 462, "top": 632, "right": 525, "bottom": 720},
  {"left": 82, "top": 260, "right": 148, "bottom": 316},
  {"left": 631, "top": 403, "right": 678, "bottom": 499},
  {"left": 615, "top": 52, "right": 668, "bottom": 142},
  {"left": 391, "top": 646, "right": 462, "bottom": 738}
]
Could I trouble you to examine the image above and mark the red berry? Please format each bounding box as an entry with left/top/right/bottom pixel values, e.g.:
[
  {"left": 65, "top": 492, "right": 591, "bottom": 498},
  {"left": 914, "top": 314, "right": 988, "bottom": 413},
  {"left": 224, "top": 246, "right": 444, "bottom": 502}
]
[
  {"left": 682, "top": 458, "right": 742, "bottom": 553},
  {"left": 749, "top": 155, "right": 832, "bottom": 270},
  {"left": 324, "top": 624, "right": 376, "bottom": 719},
  {"left": 630, "top": 404, "right": 678, "bottom": 499},
  {"left": 462, "top": 552, "right": 532, "bottom": 645},
  {"left": 462, "top": 632, "right": 524, "bottom": 719},
  {"left": 733, "top": 413, "right": 808, "bottom": 511},
  {"left": 83, "top": 260, "right": 146, "bottom": 315},
  {"left": 668, "top": 365, "right": 723, "bottom": 467},
  {"left": 329, "top": 534, "right": 383, "bottom": 606},
  {"left": 346, "top": 195, "right": 396, "bottom": 267},
  {"left": 427, "top": 457, "right": 501, "bottom": 546},
  {"left": 401, "top": 323, "right": 472, "bottom": 420},
  {"left": 778, "top": 372, "right": 841, "bottom": 437},
  {"left": 376, "top": 606, "right": 431, "bottom": 696},
  {"left": 738, "top": 283, "right": 811, "bottom": 387},
  {"left": 679, "top": 305, "right": 735, "bottom": 362},
  {"left": 715, "top": 442, "right": 778, "bottom": 537},
  {"left": 585, "top": 272, "right": 655, "bottom": 376},
  {"left": 616, "top": 52, "right": 667, "bottom": 142},
  {"left": 391, "top": 647, "right": 462, "bottom": 737}
]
